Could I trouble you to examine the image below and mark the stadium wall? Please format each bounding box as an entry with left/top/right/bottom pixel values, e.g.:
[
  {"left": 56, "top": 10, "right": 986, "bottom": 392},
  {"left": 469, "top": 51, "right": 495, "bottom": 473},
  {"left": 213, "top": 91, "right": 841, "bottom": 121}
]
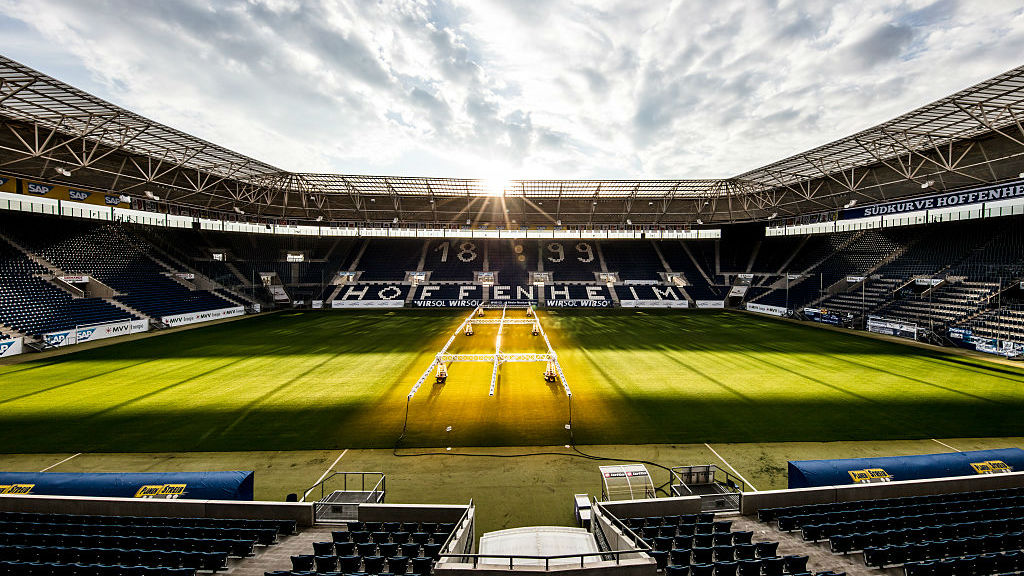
[
  {"left": 740, "top": 470, "right": 1024, "bottom": 515},
  {"left": 0, "top": 493, "right": 314, "bottom": 526}
]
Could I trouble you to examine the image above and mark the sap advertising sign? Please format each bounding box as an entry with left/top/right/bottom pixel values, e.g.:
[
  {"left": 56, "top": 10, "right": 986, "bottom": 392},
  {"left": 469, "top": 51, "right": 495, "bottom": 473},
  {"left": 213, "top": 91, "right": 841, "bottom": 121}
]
[
  {"left": 42, "top": 319, "right": 149, "bottom": 347},
  {"left": 26, "top": 182, "right": 53, "bottom": 195},
  {"left": 0, "top": 337, "right": 23, "bottom": 358}
]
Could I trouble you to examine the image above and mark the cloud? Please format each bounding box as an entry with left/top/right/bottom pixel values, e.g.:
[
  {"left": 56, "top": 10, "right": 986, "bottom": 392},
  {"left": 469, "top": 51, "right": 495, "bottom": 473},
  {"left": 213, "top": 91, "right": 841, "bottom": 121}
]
[{"left": 0, "top": 0, "right": 1021, "bottom": 180}]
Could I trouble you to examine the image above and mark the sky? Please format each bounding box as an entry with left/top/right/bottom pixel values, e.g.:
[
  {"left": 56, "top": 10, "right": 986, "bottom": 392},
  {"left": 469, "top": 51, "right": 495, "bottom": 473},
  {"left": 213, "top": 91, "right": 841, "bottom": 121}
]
[{"left": 0, "top": 0, "right": 1022, "bottom": 180}]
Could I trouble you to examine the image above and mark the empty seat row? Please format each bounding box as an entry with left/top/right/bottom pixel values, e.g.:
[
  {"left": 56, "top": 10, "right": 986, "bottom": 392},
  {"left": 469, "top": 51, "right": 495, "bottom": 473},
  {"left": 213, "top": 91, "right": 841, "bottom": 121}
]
[
  {"left": 829, "top": 520, "right": 1024, "bottom": 553},
  {"left": 862, "top": 532, "right": 1024, "bottom": 567},
  {"left": 801, "top": 507, "right": 1024, "bottom": 542},
  {"left": 0, "top": 544, "right": 223, "bottom": 571},
  {"left": 314, "top": 539, "right": 441, "bottom": 560},
  {"left": 904, "top": 551, "right": 1022, "bottom": 576},
  {"left": 0, "top": 561, "right": 195, "bottom": 576},
  {"left": 289, "top": 553, "right": 433, "bottom": 575},
  {"left": 758, "top": 488, "right": 1024, "bottom": 522},
  {"left": 0, "top": 512, "right": 295, "bottom": 536}
]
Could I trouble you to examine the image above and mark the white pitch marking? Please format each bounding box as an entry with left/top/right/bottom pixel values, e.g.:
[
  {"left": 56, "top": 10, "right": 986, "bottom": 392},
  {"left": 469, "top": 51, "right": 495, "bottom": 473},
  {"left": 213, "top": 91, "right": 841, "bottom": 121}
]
[
  {"left": 302, "top": 449, "right": 348, "bottom": 502},
  {"left": 704, "top": 443, "right": 758, "bottom": 492},
  {"left": 39, "top": 453, "right": 81, "bottom": 472},
  {"left": 931, "top": 438, "right": 961, "bottom": 452}
]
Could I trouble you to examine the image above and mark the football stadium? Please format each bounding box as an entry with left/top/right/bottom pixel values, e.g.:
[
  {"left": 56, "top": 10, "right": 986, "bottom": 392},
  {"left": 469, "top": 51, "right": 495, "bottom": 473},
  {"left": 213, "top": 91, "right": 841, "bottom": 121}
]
[{"left": 3, "top": 7, "right": 1024, "bottom": 576}]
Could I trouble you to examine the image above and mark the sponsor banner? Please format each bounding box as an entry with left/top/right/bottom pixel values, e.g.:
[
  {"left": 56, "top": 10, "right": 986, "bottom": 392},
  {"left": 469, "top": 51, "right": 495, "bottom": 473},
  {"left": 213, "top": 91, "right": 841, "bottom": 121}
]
[
  {"left": 729, "top": 285, "right": 748, "bottom": 297},
  {"left": 412, "top": 299, "right": 482, "bottom": 308},
  {"left": 746, "top": 302, "right": 788, "bottom": 316},
  {"left": 58, "top": 275, "right": 89, "bottom": 283},
  {"left": 623, "top": 279, "right": 660, "bottom": 285},
  {"left": 331, "top": 300, "right": 405, "bottom": 309},
  {"left": 42, "top": 329, "right": 76, "bottom": 347},
  {"left": 161, "top": 306, "right": 245, "bottom": 327},
  {"left": 544, "top": 299, "right": 612, "bottom": 307},
  {"left": 0, "top": 337, "right": 23, "bottom": 358},
  {"left": 695, "top": 300, "right": 725, "bottom": 309},
  {"left": 846, "top": 276, "right": 866, "bottom": 283},
  {"left": 844, "top": 179, "right": 1024, "bottom": 218},
  {"left": 292, "top": 300, "right": 306, "bottom": 306},
  {"left": 312, "top": 300, "right": 323, "bottom": 309},
  {"left": 804, "top": 307, "right": 842, "bottom": 326},
  {"left": 25, "top": 181, "right": 54, "bottom": 195},
  {"left": 619, "top": 300, "right": 689, "bottom": 308},
  {"left": 948, "top": 327, "right": 972, "bottom": 341},
  {"left": 252, "top": 303, "right": 261, "bottom": 313},
  {"left": 68, "top": 189, "right": 91, "bottom": 202},
  {"left": 867, "top": 316, "right": 918, "bottom": 340},
  {"left": 915, "top": 278, "right": 943, "bottom": 286},
  {"left": 737, "top": 274, "right": 754, "bottom": 280},
  {"left": 173, "top": 273, "right": 195, "bottom": 280}
]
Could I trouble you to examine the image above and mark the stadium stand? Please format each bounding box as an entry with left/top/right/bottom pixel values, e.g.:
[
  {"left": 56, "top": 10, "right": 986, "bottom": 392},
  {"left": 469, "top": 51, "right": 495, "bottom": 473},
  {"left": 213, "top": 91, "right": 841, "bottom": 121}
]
[
  {"left": 0, "top": 235, "right": 135, "bottom": 336},
  {"left": 601, "top": 241, "right": 664, "bottom": 281},
  {"left": 757, "top": 487, "right": 1024, "bottom": 576},
  {"left": 289, "top": 519, "right": 457, "bottom": 576},
  {"left": 0, "top": 510, "right": 294, "bottom": 575}
]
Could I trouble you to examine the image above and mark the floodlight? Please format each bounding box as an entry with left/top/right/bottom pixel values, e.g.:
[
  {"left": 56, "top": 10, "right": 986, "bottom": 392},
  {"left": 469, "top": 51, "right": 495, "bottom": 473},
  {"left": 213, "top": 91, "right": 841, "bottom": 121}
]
[
  {"left": 626, "top": 219, "right": 632, "bottom": 225},
  {"left": 55, "top": 166, "right": 72, "bottom": 177},
  {"left": 696, "top": 219, "right": 703, "bottom": 225},
  {"left": 233, "top": 206, "right": 244, "bottom": 214},
  {"left": 769, "top": 212, "right": 778, "bottom": 219},
  {"left": 921, "top": 180, "right": 935, "bottom": 189},
  {"left": 144, "top": 191, "right": 160, "bottom": 201},
  {"left": 393, "top": 217, "right": 399, "bottom": 224}
]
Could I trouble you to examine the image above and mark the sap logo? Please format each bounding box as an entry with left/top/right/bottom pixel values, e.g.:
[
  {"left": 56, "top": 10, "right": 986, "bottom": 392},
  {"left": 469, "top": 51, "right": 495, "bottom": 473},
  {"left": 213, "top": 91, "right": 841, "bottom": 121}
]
[
  {"left": 0, "top": 484, "right": 34, "bottom": 495},
  {"left": 0, "top": 343, "right": 9, "bottom": 355},
  {"left": 77, "top": 329, "right": 96, "bottom": 340},
  {"left": 134, "top": 483, "right": 187, "bottom": 499},
  {"left": 44, "top": 332, "right": 72, "bottom": 345},
  {"left": 27, "top": 183, "right": 53, "bottom": 195},
  {"left": 69, "top": 190, "right": 91, "bottom": 201},
  {"left": 105, "top": 195, "right": 121, "bottom": 205},
  {"left": 971, "top": 460, "right": 1012, "bottom": 474},
  {"left": 0, "top": 177, "right": 7, "bottom": 186},
  {"left": 848, "top": 468, "right": 892, "bottom": 483}
]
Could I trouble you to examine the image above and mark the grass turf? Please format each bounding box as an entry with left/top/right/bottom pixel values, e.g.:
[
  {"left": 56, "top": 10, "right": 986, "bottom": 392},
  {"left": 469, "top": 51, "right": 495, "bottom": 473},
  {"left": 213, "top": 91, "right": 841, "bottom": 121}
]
[{"left": 2, "top": 309, "right": 1024, "bottom": 454}]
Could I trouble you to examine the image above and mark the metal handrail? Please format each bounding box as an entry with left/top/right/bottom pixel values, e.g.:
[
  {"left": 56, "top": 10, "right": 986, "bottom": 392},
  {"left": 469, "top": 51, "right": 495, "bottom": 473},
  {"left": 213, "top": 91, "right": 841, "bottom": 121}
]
[
  {"left": 439, "top": 550, "right": 646, "bottom": 570},
  {"left": 302, "top": 471, "right": 385, "bottom": 503}
]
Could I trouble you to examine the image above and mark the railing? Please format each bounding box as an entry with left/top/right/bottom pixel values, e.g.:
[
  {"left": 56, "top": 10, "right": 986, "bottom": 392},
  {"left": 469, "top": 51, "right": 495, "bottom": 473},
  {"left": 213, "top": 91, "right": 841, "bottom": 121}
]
[
  {"left": 438, "top": 550, "right": 645, "bottom": 570},
  {"left": 438, "top": 499, "right": 474, "bottom": 559},
  {"left": 304, "top": 471, "right": 385, "bottom": 522},
  {"left": 670, "top": 465, "right": 744, "bottom": 511}
]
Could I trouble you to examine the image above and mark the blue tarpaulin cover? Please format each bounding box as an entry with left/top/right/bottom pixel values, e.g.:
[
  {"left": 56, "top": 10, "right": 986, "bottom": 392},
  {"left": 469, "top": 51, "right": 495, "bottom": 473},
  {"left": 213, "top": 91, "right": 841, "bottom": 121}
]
[
  {"left": 0, "top": 471, "right": 254, "bottom": 500},
  {"left": 787, "top": 448, "right": 1024, "bottom": 489}
]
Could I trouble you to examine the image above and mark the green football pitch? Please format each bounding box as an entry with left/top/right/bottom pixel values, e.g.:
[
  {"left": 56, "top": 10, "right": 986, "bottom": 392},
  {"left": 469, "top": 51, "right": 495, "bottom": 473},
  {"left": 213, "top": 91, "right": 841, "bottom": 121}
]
[
  {"left": 2, "top": 308, "right": 1023, "bottom": 453},
  {"left": 2, "top": 309, "right": 1023, "bottom": 532}
]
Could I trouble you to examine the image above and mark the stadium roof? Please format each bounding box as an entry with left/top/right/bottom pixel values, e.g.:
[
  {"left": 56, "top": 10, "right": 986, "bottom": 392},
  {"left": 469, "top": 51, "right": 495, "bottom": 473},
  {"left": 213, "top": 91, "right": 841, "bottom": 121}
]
[{"left": 1, "top": 54, "right": 1023, "bottom": 225}]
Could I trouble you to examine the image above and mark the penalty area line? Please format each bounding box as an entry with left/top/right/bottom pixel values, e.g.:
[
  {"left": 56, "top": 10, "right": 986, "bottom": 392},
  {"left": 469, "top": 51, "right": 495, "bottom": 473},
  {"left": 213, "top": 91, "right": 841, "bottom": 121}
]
[
  {"left": 704, "top": 443, "right": 758, "bottom": 492},
  {"left": 39, "top": 453, "right": 82, "bottom": 472},
  {"left": 931, "top": 438, "right": 961, "bottom": 452},
  {"left": 302, "top": 449, "right": 348, "bottom": 502}
]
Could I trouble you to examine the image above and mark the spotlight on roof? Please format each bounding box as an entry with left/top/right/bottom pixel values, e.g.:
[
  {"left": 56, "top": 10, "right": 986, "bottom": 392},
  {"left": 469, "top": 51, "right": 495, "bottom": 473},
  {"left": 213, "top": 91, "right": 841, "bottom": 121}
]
[
  {"left": 233, "top": 206, "right": 244, "bottom": 215},
  {"left": 556, "top": 219, "right": 562, "bottom": 226},
  {"left": 921, "top": 180, "right": 935, "bottom": 189},
  {"left": 393, "top": 217, "right": 399, "bottom": 224},
  {"left": 466, "top": 218, "right": 471, "bottom": 225},
  {"left": 696, "top": 219, "right": 704, "bottom": 225},
  {"left": 316, "top": 216, "right": 323, "bottom": 222},
  {"left": 626, "top": 219, "right": 632, "bottom": 225},
  {"left": 54, "top": 167, "right": 72, "bottom": 177},
  {"left": 144, "top": 190, "right": 160, "bottom": 201},
  {"left": 843, "top": 199, "right": 857, "bottom": 209},
  {"left": 1018, "top": 172, "right": 1024, "bottom": 179},
  {"left": 769, "top": 212, "right": 778, "bottom": 219}
]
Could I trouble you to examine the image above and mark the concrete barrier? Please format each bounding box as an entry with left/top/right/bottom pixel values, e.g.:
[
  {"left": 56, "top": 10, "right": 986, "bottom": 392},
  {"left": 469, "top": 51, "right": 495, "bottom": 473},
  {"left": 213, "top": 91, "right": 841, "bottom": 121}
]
[
  {"left": 358, "top": 503, "right": 469, "bottom": 523},
  {"left": 740, "top": 471, "right": 1024, "bottom": 515},
  {"left": 600, "top": 495, "right": 702, "bottom": 518},
  {"left": 0, "top": 494, "right": 314, "bottom": 526}
]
